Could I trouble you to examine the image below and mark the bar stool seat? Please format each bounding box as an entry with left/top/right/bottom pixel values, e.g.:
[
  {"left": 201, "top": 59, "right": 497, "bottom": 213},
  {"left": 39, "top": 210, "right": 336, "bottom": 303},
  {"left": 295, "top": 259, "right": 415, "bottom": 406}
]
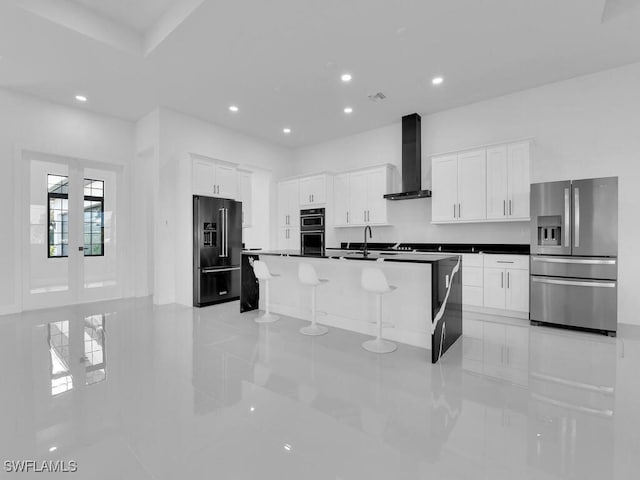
[
  {"left": 252, "top": 260, "right": 280, "bottom": 323},
  {"left": 298, "top": 263, "right": 329, "bottom": 336},
  {"left": 361, "top": 267, "right": 397, "bottom": 354}
]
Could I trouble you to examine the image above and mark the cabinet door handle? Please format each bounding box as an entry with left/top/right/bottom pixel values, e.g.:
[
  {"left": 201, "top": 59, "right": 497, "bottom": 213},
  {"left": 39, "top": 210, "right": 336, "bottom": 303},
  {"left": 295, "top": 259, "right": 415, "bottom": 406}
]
[
  {"left": 346, "top": 211, "right": 349, "bottom": 223},
  {"left": 458, "top": 203, "right": 461, "bottom": 218},
  {"left": 509, "top": 199, "right": 512, "bottom": 216},
  {"left": 363, "top": 210, "right": 366, "bottom": 222},
  {"left": 453, "top": 204, "right": 456, "bottom": 218},
  {"left": 507, "top": 271, "right": 510, "bottom": 288},
  {"left": 503, "top": 200, "right": 506, "bottom": 216},
  {"left": 501, "top": 271, "right": 504, "bottom": 288}
]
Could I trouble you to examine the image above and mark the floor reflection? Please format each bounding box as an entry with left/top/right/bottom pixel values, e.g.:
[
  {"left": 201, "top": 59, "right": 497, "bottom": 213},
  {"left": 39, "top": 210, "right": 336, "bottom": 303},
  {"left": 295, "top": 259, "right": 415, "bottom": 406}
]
[{"left": 0, "top": 299, "right": 637, "bottom": 479}]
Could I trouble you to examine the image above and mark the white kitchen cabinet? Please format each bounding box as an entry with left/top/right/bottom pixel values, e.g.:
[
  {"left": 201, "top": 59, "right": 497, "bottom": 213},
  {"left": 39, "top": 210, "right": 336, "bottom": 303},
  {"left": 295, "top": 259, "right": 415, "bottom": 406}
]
[
  {"left": 461, "top": 253, "right": 484, "bottom": 307},
  {"left": 278, "top": 226, "right": 300, "bottom": 250},
  {"left": 431, "top": 154, "right": 458, "bottom": 222},
  {"left": 333, "top": 173, "right": 350, "bottom": 226},
  {"left": 277, "top": 179, "right": 300, "bottom": 227},
  {"left": 334, "top": 165, "right": 393, "bottom": 226},
  {"left": 431, "top": 150, "right": 486, "bottom": 222},
  {"left": 486, "top": 142, "right": 530, "bottom": 220},
  {"left": 457, "top": 149, "right": 487, "bottom": 221},
  {"left": 299, "top": 175, "right": 327, "bottom": 206},
  {"left": 506, "top": 142, "right": 530, "bottom": 220},
  {"left": 483, "top": 255, "right": 529, "bottom": 313},
  {"left": 192, "top": 157, "right": 238, "bottom": 198},
  {"left": 215, "top": 163, "right": 238, "bottom": 199},
  {"left": 238, "top": 170, "right": 252, "bottom": 227}
]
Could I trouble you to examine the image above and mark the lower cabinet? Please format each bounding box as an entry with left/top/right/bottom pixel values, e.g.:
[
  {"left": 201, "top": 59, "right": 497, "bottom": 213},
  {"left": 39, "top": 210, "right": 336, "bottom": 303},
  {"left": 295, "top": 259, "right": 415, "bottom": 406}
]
[
  {"left": 483, "top": 256, "right": 529, "bottom": 313},
  {"left": 278, "top": 226, "right": 300, "bottom": 251}
]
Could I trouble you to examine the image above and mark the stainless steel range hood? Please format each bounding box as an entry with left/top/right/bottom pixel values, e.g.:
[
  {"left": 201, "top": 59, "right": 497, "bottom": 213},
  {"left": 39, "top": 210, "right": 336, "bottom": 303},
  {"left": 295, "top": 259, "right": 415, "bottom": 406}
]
[{"left": 383, "top": 113, "right": 432, "bottom": 200}]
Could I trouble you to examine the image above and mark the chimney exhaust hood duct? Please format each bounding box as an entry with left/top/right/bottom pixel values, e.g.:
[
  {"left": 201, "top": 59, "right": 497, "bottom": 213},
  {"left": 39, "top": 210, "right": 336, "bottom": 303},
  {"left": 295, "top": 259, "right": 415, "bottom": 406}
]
[{"left": 383, "top": 113, "right": 432, "bottom": 200}]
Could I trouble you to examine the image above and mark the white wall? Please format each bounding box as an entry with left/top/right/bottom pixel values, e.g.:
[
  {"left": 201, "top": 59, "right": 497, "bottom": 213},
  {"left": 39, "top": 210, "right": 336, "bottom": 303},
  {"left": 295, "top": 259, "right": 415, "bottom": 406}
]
[
  {"left": 0, "top": 89, "right": 135, "bottom": 314},
  {"left": 293, "top": 62, "right": 640, "bottom": 326},
  {"left": 153, "top": 107, "right": 293, "bottom": 306}
]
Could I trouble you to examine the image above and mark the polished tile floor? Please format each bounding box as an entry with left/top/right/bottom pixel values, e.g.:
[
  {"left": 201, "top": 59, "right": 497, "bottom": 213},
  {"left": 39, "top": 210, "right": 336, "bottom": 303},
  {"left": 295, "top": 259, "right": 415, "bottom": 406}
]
[{"left": 1, "top": 298, "right": 639, "bottom": 479}]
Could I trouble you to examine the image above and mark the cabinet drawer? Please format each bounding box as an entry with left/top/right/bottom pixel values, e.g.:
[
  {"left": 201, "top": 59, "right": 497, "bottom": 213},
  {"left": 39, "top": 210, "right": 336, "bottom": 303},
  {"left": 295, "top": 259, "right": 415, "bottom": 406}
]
[
  {"left": 484, "top": 254, "right": 529, "bottom": 270},
  {"left": 461, "top": 253, "right": 483, "bottom": 267},
  {"left": 463, "top": 267, "right": 483, "bottom": 287},
  {"left": 463, "top": 286, "right": 484, "bottom": 306}
]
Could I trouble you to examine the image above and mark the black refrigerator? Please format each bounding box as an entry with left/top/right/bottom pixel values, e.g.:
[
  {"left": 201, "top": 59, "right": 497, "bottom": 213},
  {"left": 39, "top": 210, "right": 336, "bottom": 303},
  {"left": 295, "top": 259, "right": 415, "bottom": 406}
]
[{"left": 193, "top": 195, "right": 242, "bottom": 307}]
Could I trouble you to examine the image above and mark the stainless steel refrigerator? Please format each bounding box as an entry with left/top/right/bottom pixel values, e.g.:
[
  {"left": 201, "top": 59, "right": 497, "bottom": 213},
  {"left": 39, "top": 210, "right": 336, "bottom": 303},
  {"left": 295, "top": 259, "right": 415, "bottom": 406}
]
[
  {"left": 530, "top": 177, "right": 618, "bottom": 336},
  {"left": 193, "top": 195, "right": 242, "bottom": 306}
]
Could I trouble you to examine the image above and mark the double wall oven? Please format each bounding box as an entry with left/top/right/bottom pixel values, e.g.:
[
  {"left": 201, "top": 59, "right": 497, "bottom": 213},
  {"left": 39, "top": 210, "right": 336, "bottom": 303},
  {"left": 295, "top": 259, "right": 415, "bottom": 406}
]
[{"left": 300, "top": 208, "right": 325, "bottom": 256}]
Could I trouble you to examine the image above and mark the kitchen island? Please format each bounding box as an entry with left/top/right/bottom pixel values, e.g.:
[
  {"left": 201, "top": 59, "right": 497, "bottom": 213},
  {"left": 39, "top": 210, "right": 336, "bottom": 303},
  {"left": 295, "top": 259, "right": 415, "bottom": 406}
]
[{"left": 241, "top": 249, "right": 462, "bottom": 363}]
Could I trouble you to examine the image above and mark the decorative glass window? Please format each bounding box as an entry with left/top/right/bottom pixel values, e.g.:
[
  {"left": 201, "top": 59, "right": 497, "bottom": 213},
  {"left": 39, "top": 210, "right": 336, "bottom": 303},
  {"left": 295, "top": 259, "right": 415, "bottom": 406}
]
[
  {"left": 83, "top": 179, "right": 104, "bottom": 256},
  {"left": 48, "top": 175, "right": 69, "bottom": 257},
  {"left": 47, "top": 175, "right": 104, "bottom": 257}
]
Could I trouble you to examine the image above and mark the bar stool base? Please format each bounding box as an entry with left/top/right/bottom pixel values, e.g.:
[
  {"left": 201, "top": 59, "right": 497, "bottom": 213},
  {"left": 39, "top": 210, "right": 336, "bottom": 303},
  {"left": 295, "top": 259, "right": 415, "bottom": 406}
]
[
  {"left": 300, "top": 324, "right": 328, "bottom": 336},
  {"left": 255, "top": 313, "right": 279, "bottom": 324},
  {"left": 362, "top": 338, "right": 397, "bottom": 354}
]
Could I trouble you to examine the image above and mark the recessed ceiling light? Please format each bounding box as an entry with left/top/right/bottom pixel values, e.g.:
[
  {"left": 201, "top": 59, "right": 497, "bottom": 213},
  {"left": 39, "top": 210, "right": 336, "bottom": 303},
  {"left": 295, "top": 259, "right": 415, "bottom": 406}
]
[
  {"left": 343, "top": 107, "right": 353, "bottom": 114},
  {"left": 283, "top": 128, "right": 291, "bottom": 134},
  {"left": 341, "top": 73, "right": 352, "bottom": 83},
  {"left": 75, "top": 95, "right": 87, "bottom": 102},
  {"left": 431, "top": 76, "right": 444, "bottom": 85},
  {"left": 229, "top": 105, "right": 239, "bottom": 112},
  {"left": 49, "top": 446, "right": 57, "bottom": 452}
]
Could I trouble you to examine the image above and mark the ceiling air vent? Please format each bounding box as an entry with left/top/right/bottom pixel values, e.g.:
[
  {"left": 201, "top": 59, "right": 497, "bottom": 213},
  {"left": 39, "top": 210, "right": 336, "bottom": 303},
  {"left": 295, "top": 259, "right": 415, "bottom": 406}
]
[{"left": 368, "top": 92, "right": 386, "bottom": 102}]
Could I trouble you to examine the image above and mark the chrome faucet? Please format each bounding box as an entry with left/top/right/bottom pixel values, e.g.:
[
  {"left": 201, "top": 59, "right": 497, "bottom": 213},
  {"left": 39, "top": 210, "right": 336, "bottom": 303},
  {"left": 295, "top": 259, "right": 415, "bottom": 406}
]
[{"left": 363, "top": 225, "right": 372, "bottom": 257}]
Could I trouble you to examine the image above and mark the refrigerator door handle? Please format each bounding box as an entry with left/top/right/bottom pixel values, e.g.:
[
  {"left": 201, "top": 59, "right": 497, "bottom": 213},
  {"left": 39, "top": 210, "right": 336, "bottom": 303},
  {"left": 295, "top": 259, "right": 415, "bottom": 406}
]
[
  {"left": 574, "top": 187, "right": 580, "bottom": 248},
  {"left": 224, "top": 208, "right": 229, "bottom": 257},
  {"left": 202, "top": 267, "right": 241, "bottom": 273},
  {"left": 532, "top": 256, "right": 616, "bottom": 265},
  {"left": 564, "top": 187, "right": 570, "bottom": 247},
  {"left": 219, "top": 208, "right": 225, "bottom": 257},
  {"left": 531, "top": 277, "right": 616, "bottom": 288}
]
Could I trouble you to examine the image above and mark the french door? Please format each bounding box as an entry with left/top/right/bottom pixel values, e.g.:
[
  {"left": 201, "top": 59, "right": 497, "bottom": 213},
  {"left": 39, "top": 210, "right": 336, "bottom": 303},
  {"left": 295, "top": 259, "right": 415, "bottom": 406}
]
[{"left": 23, "top": 152, "right": 122, "bottom": 309}]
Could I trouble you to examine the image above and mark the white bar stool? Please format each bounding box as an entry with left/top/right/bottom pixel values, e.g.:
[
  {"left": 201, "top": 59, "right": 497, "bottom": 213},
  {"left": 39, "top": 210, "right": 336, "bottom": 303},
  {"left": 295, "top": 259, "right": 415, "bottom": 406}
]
[
  {"left": 252, "top": 260, "right": 280, "bottom": 323},
  {"left": 298, "top": 263, "right": 329, "bottom": 336},
  {"left": 361, "top": 267, "right": 397, "bottom": 354}
]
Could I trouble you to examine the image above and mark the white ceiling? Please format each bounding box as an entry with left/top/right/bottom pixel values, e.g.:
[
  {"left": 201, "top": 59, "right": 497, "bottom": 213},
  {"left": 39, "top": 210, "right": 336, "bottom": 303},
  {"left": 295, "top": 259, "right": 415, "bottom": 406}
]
[
  {"left": 72, "top": 0, "right": 178, "bottom": 32},
  {"left": 1, "top": 0, "right": 640, "bottom": 147}
]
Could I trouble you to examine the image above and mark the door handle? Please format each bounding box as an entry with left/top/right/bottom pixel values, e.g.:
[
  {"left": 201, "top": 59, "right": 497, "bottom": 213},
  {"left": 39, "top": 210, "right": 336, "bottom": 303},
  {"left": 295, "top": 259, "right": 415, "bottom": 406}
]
[
  {"left": 225, "top": 208, "right": 229, "bottom": 257},
  {"left": 507, "top": 271, "right": 510, "bottom": 288},
  {"left": 458, "top": 203, "right": 461, "bottom": 218},
  {"left": 453, "top": 204, "right": 456, "bottom": 218},
  {"left": 202, "top": 267, "right": 241, "bottom": 273},
  {"left": 503, "top": 200, "right": 506, "bottom": 216},
  {"left": 532, "top": 277, "right": 616, "bottom": 288},
  {"left": 509, "top": 199, "right": 512, "bottom": 216},
  {"left": 501, "top": 271, "right": 504, "bottom": 288},
  {"left": 574, "top": 187, "right": 580, "bottom": 248},
  {"left": 564, "top": 187, "right": 570, "bottom": 247},
  {"left": 346, "top": 211, "right": 349, "bottom": 223},
  {"left": 532, "top": 256, "right": 616, "bottom": 265}
]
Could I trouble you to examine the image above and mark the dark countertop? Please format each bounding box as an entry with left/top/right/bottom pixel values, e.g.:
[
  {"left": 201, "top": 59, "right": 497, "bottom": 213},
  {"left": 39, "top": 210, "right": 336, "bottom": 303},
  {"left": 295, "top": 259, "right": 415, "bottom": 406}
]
[
  {"left": 338, "top": 242, "right": 530, "bottom": 255},
  {"left": 242, "top": 249, "right": 459, "bottom": 264}
]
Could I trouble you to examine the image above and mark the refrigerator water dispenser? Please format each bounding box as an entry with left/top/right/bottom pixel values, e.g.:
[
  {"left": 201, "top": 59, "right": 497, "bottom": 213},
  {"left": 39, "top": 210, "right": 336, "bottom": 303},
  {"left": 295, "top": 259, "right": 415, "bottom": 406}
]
[{"left": 536, "top": 215, "right": 562, "bottom": 246}]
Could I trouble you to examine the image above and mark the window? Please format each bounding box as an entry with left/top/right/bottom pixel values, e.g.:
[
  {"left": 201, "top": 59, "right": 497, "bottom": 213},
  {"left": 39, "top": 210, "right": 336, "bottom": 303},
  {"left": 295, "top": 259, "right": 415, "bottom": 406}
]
[
  {"left": 83, "top": 179, "right": 104, "bottom": 256},
  {"left": 47, "top": 175, "right": 104, "bottom": 257},
  {"left": 48, "top": 175, "right": 69, "bottom": 257}
]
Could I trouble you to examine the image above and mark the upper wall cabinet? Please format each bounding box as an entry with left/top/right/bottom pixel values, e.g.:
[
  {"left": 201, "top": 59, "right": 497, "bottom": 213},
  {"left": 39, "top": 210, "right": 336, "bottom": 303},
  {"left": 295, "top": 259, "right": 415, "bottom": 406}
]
[
  {"left": 238, "top": 170, "right": 253, "bottom": 228},
  {"left": 431, "top": 140, "right": 531, "bottom": 224},
  {"left": 432, "top": 149, "right": 486, "bottom": 222},
  {"left": 277, "top": 179, "right": 300, "bottom": 227},
  {"left": 486, "top": 142, "right": 530, "bottom": 220},
  {"left": 334, "top": 165, "right": 394, "bottom": 227},
  {"left": 192, "top": 157, "right": 238, "bottom": 199},
  {"left": 299, "top": 174, "right": 328, "bottom": 206}
]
